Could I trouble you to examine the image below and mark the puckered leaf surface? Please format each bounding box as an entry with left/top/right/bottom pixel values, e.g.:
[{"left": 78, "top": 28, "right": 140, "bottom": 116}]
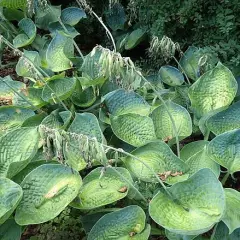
[
  {"left": 149, "top": 169, "right": 225, "bottom": 235},
  {"left": 15, "top": 164, "right": 82, "bottom": 225},
  {"left": 88, "top": 205, "right": 150, "bottom": 240}
]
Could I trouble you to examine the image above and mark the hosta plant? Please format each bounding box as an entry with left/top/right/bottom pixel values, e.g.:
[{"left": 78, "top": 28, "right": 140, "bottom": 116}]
[{"left": 0, "top": 1, "right": 240, "bottom": 240}]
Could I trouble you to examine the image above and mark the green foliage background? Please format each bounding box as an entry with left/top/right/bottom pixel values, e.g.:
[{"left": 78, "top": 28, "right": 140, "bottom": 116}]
[{"left": 126, "top": 0, "right": 240, "bottom": 72}]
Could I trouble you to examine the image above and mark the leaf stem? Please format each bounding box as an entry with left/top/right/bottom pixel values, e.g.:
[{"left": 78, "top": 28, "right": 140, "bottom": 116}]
[
  {"left": 58, "top": 18, "right": 85, "bottom": 60},
  {"left": 210, "top": 223, "right": 218, "bottom": 240},
  {"left": 173, "top": 56, "right": 191, "bottom": 85},
  {"left": 204, "top": 130, "right": 210, "bottom": 141},
  {"left": 139, "top": 73, "right": 181, "bottom": 158},
  {"left": 221, "top": 172, "right": 230, "bottom": 186}
]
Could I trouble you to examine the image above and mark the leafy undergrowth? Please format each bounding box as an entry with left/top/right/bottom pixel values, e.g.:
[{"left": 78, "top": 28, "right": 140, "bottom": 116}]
[{"left": 0, "top": 1, "right": 240, "bottom": 240}]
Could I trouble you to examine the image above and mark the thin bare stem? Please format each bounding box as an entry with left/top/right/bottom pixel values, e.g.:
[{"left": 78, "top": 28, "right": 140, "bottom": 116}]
[
  {"left": 75, "top": 0, "right": 117, "bottom": 52},
  {"left": 57, "top": 18, "right": 85, "bottom": 60},
  {"left": 138, "top": 73, "right": 181, "bottom": 158},
  {"left": 172, "top": 56, "right": 191, "bottom": 85}
]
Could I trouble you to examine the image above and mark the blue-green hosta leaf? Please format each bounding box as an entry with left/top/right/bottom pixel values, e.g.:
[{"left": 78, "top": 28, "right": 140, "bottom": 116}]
[
  {"left": 13, "top": 87, "right": 47, "bottom": 109},
  {"left": 16, "top": 50, "right": 41, "bottom": 78},
  {"left": 15, "top": 164, "right": 82, "bottom": 225},
  {"left": 180, "top": 140, "right": 208, "bottom": 161},
  {"left": 124, "top": 141, "right": 189, "bottom": 184},
  {"left": 206, "top": 101, "right": 240, "bottom": 135},
  {"left": 189, "top": 62, "right": 238, "bottom": 120},
  {"left": 64, "top": 113, "right": 104, "bottom": 171},
  {"left": 103, "top": 89, "right": 150, "bottom": 116},
  {"left": 0, "top": 0, "right": 26, "bottom": 9},
  {"left": 3, "top": 8, "right": 24, "bottom": 21},
  {"left": 152, "top": 101, "right": 192, "bottom": 142},
  {"left": 41, "top": 110, "right": 72, "bottom": 130},
  {"left": 172, "top": 86, "right": 190, "bottom": 108},
  {"left": 165, "top": 230, "right": 196, "bottom": 240},
  {"left": 159, "top": 66, "right": 185, "bottom": 86},
  {"left": 22, "top": 113, "right": 47, "bottom": 128},
  {"left": 88, "top": 206, "right": 150, "bottom": 240},
  {"left": 35, "top": 5, "right": 61, "bottom": 30},
  {"left": 179, "top": 46, "right": 201, "bottom": 81},
  {"left": 71, "top": 167, "right": 133, "bottom": 210},
  {"left": 125, "top": 28, "right": 146, "bottom": 50},
  {"left": 0, "top": 219, "right": 21, "bottom": 240},
  {"left": 222, "top": 188, "right": 240, "bottom": 234},
  {"left": 0, "top": 76, "right": 25, "bottom": 105},
  {"left": 116, "top": 33, "right": 130, "bottom": 52},
  {"left": 0, "top": 106, "right": 35, "bottom": 136},
  {"left": 71, "top": 79, "right": 96, "bottom": 107},
  {"left": 184, "top": 144, "right": 220, "bottom": 177},
  {"left": 13, "top": 18, "right": 36, "bottom": 48},
  {"left": 80, "top": 48, "right": 105, "bottom": 80},
  {"left": 110, "top": 113, "right": 156, "bottom": 147},
  {"left": 198, "top": 106, "right": 228, "bottom": 136},
  {"left": 105, "top": 3, "right": 126, "bottom": 31},
  {"left": 41, "top": 77, "right": 76, "bottom": 103},
  {"left": 149, "top": 169, "right": 225, "bottom": 235},
  {"left": 12, "top": 160, "right": 59, "bottom": 185},
  {"left": 213, "top": 222, "right": 240, "bottom": 240},
  {"left": 48, "top": 22, "right": 80, "bottom": 38},
  {"left": 61, "top": 7, "right": 86, "bottom": 26},
  {"left": 46, "top": 31, "right": 74, "bottom": 72},
  {"left": 0, "top": 127, "right": 39, "bottom": 178},
  {"left": 207, "top": 129, "right": 240, "bottom": 174},
  {"left": 0, "top": 178, "right": 22, "bottom": 224}
]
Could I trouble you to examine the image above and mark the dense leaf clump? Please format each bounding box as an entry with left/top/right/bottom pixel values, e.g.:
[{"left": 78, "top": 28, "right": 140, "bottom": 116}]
[{"left": 0, "top": 1, "right": 240, "bottom": 240}]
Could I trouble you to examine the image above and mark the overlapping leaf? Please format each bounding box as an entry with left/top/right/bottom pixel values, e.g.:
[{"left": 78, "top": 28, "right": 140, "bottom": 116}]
[
  {"left": 152, "top": 101, "right": 192, "bottom": 142},
  {"left": 206, "top": 101, "right": 240, "bottom": 135},
  {"left": 179, "top": 46, "right": 201, "bottom": 81},
  {"left": 103, "top": 89, "right": 150, "bottom": 116},
  {"left": 13, "top": 18, "right": 36, "bottom": 48},
  {"left": 0, "top": 178, "right": 22, "bottom": 224},
  {"left": 0, "top": 218, "right": 22, "bottom": 240},
  {"left": 46, "top": 31, "right": 74, "bottom": 72},
  {"left": 159, "top": 66, "right": 184, "bottom": 86},
  {"left": 207, "top": 129, "right": 240, "bottom": 174},
  {"left": 15, "top": 164, "right": 82, "bottom": 225},
  {"left": 71, "top": 167, "right": 133, "bottom": 210},
  {"left": 222, "top": 188, "right": 240, "bottom": 234},
  {"left": 110, "top": 113, "right": 156, "bottom": 147},
  {"left": 180, "top": 140, "right": 208, "bottom": 161},
  {"left": 16, "top": 50, "right": 41, "bottom": 78},
  {"left": 64, "top": 113, "right": 104, "bottom": 171},
  {"left": 41, "top": 77, "right": 76, "bottom": 103},
  {"left": 0, "top": 0, "right": 26, "bottom": 9},
  {"left": 0, "top": 106, "right": 35, "bottom": 136},
  {"left": 61, "top": 7, "right": 86, "bottom": 26},
  {"left": 105, "top": 3, "right": 126, "bottom": 31},
  {"left": 88, "top": 206, "right": 150, "bottom": 240},
  {"left": 124, "top": 141, "right": 189, "bottom": 184},
  {"left": 189, "top": 62, "right": 238, "bottom": 119},
  {"left": 149, "top": 169, "right": 225, "bottom": 235},
  {"left": 125, "top": 28, "right": 146, "bottom": 50},
  {"left": 0, "top": 127, "right": 39, "bottom": 178}
]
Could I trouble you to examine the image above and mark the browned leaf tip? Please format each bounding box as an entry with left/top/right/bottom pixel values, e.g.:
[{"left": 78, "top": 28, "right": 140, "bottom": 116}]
[
  {"left": 129, "top": 232, "right": 136, "bottom": 237},
  {"left": 158, "top": 171, "right": 183, "bottom": 181},
  {"left": 118, "top": 186, "right": 128, "bottom": 193},
  {"left": 0, "top": 97, "right": 12, "bottom": 106}
]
